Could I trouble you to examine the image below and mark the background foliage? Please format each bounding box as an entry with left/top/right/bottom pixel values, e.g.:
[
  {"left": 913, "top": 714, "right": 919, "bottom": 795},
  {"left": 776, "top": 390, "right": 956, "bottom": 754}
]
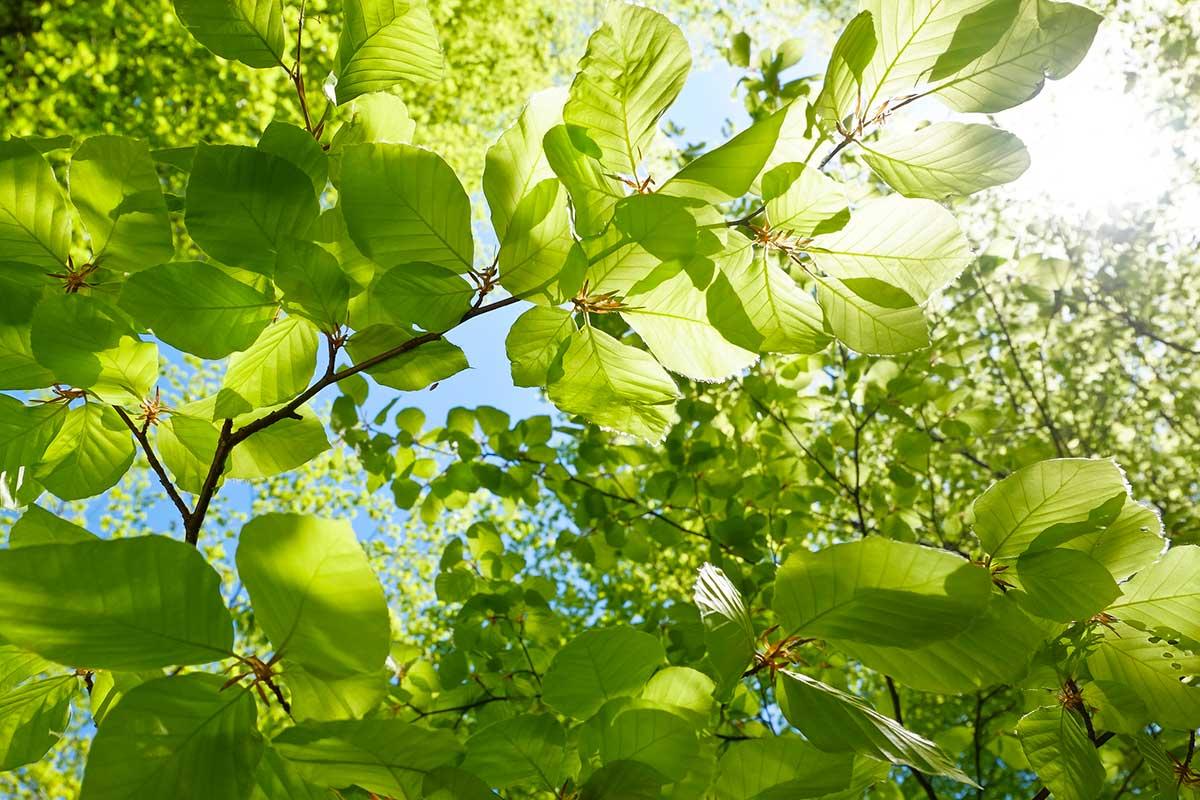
[{"left": 1, "top": 0, "right": 1198, "bottom": 798}]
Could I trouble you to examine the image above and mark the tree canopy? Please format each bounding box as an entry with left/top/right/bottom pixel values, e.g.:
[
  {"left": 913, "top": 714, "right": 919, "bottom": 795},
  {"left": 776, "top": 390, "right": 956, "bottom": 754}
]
[{"left": 1, "top": 0, "right": 1198, "bottom": 798}]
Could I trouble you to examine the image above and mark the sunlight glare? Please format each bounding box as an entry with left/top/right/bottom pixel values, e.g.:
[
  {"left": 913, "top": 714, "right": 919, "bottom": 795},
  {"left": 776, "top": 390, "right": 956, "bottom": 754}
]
[{"left": 998, "top": 28, "right": 1178, "bottom": 216}]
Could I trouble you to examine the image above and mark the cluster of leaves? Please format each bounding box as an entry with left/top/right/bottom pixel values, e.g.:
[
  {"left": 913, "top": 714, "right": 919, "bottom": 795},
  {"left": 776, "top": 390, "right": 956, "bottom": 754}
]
[{"left": 3, "top": 0, "right": 1197, "bottom": 798}]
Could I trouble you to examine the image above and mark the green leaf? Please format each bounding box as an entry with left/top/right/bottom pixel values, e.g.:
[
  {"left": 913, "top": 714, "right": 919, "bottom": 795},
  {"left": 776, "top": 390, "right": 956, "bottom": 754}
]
[
  {"left": 227, "top": 405, "right": 328, "bottom": 479},
  {"left": 1088, "top": 621, "right": 1200, "bottom": 730},
  {"left": 814, "top": 11, "right": 877, "bottom": 128},
  {"left": 0, "top": 138, "right": 72, "bottom": 270},
  {"left": 623, "top": 268, "right": 758, "bottom": 382},
  {"left": 0, "top": 397, "right": 65, "bottom": 490},
  {"left": 284, "top": 665, "right": 388, "bottom": 723},
  {"left": 80, "top": 675, "right": 262, "bottom": 800},
  {"left": 1017, "top": 706, "right": 1104, "bottom": 800},
  {"left": 258, "top": 121, "right": 328, "bottom": 196},
  {"left": 0, "top": 536, "right": 233, "bottom": 669},
  {"left": 563, "top": 3, "right": 691, "bottom": 175},
  {"left": 777, "top": 669, "right": 977, "bottom": 786},
  {"left": 505, "top": 305, "right": 574, "bottom": 388},
  {"left": 1061, "top": 499, "right": 1164, "bottom": 582},
  {"left": 808, "top": 196, "right": 971, "bottom": 305},
  {"left": 30, "top": 294, "right": 159, "bottom": 404},
  {"left": 583, "top": 194, "right": 703, "bottom": 295},
  {"left": 274, "top": 719, "right": 463, "bottom": 798},
  {"left": 498, "top": 179, "right": 581, "bottom": 304},
  {"left": 859, "top": 0, "right": 1015, "bottom": 111},
  {"left": 713, "top": 737, "right": 861, "bottom": 800},
  {"left": 579, "top": 760, "right": 665, "bottom": 800},
  {"left": 215, "top": 317, "right": 319, "bottom": 417},
  {"left": 1014, "top": 547, "right": 1119, "bottom": 622},
  {"left": 461, "top": 714, "right": 567, "bottom": 791},
  {"left": 88, "top": 670, "right": 158, "bottom": 727},
  {"left": 1109, "top": 545, "right": 1200, "bottom": 643},
  {"left": 773, "top": 537, "right": 992, "bottom": 646},
  {"left": 816, "top": 272, "right": 929, "bottom": 355},
  {"left": 333, "top": 0, "right": 444, "bottom": 104},
  {"left": 69, "top": 135, "right": 174, "bottom": 272},
  {"left": 0, "top": 644, "right": 55, "bottom": 693},
  {"left": 8, "top": 504, "right": 97, "bottom": 548},
  {"left": 763, "top": 162, "right": 848, "bottom": 238},
  {"left": 971, "top": 457, "right": 1130, "bottom": 560},
  {"left": 345, "top": 325, "right": 468, "bottom": 391},
  {"left": 0, "top": 674, "right": 76, "bottom": 771},
  {"left": 185, "top": 144, "right": 319, "bottom": 274},
  {"left": 119, "top": 261, "right": 276, "bottom": 359},
  {"left": 660, "top": 104, "right": 790, "bottom": 203},
  {"left": 542, "top": 125, "right": 623, "bottom": 238},
  {"left": 840, "top": 592, "right": 1052, "bottom": 694},
  {"left": 331, "top": 93, "right": 416, "bottom": 150},
  {"left": 484, "top": 87, "right": 566, "bottom": 241},
  {"left": 340, "top": 143, "right": 474, "bottom": 273},
  {"left": 542, "top": 626, "right": 665, "bottom": 719},
  {"left": 693, "top": 564, "right": 756, "bottom": 695},
  {"left": 640, "top": 666, "right": 715, "bottom": 724},
  {"left": 596, "top": 706, "right": 698, "bottom": 781},
  {"left": 274, "top": 239, "right": 350, "bottom": 331},
  {"left": 155, "top": 414, "right": 224, "bottom": 495},
  {"left": 372, "top": 262, "right": 474, "bottom": 331},
  {"left": 237, "top": 514, "right": 390, "bottom": 676},
  {"left": 931, "top": 0, "right": 1102, "bottom": 113},
  {"left": 546, "top": 326, "right": 680, "bottom": 443},
  {"left": 860, "top": 123, "right": 1030, "bottom": 199},
  {"left": 0, "top": 294, "right": 55, "bottom": 389},
  {"left": 171, "top": 0, "right": 285, "bottom": 68},
  {"left": 36, "top": 404, "right": 135, "bottom": 500},
  {"left": 706, "top": 245, "right": 830, "bottom": 355},
  {"left": 251, "top": 747, "right": 335, "bottom": 800}
]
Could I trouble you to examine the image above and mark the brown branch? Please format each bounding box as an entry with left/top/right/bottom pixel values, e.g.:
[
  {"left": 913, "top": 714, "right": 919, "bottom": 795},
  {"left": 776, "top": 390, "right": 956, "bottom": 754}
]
[
  {"left": 184, "top": 418, "right": 233, "bottom": 546},
  {"left": 181, "top": 294, "right": 523, "bottom": 544},
  {"left": 113, "top": 406, "right": 191, "bottom": 522},
  {"left": 885, "top": 676, "right": 939, "bottom": 800}
]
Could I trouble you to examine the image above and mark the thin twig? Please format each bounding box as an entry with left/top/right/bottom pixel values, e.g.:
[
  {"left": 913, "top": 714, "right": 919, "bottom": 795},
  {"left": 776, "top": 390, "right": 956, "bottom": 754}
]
[
  {"left": 885, "top": 676, "right": 939, "bottom": 800},
  {"left": 113, "top": 406, "right": 191, "bottom": 521}
]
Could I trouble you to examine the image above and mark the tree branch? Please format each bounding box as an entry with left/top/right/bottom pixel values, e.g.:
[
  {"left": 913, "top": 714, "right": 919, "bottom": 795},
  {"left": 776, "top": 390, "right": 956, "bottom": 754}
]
[
  {"left": 179, "top": 294, "right": 523, "bottom": 545},
  {"left": 885, "top": 676, "right": 939, "bottom": 800},
  {"left": 113, "top": 406, "right": 191, "bottom": 521}
]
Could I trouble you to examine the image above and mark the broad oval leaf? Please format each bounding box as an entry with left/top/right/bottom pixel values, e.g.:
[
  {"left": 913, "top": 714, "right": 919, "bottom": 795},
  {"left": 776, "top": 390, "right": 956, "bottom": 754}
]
[
  {"left": 860, "top": 122, "right": 1030, "bottom": 199},
  {"left": 777, "top": 669, "right": 977, "bottom": 786},
  {"left": 773, "top": 537, "right": 992, "bottom": 647},
  {"left": 971, "top": 457, "right": 1129, "bottom": 560},
  {"left": 0, "top": 674, "right": 77, "bottom": 772},
  {"left": 172, "top": 0, "right": 285, "bottom": 68},
  {"left": 185, "top": 144, "right": 319, "bottom": 274},
  {"left": 541, "top": 626, "right": 665, "bottom": 719},
  {"left": 0, "top": 138, "right": 72, "bottom": 270},
  {"left": 273, "top": 719, "right": 463, "bottom": 797},
  {"left": 340, "top": 143, "right": 474, "bottom": 273},
  {"left": 1017, "top": 705, "right": 1104, "bottom": 800},
  {"left": 1109, "top": 545, "right": 1200, "bottom": 642},
  {"left": 505, "top": 305, "right": 574, "bottom": 388},
  {"left": 563, "top": 3, "right": 691, "bottom": 176},
  {"left": 70, "top": 135, "right": 174, "bottom": 272},
  {"left": 461, "top": 714, "right": 567, "bottom": 791},
  {"left": 546, "top": 326, "right": 680, "bottom": 443},
  {"left": 0, "top": 536, "right": 234, "bottom": 670},
  {"left": 333, "top": 0, "right": 444, "bottom": 104},
  {"left": 484, "top": 87, "right": 566, "bottom": 242},
  {"left": 236, "top": 513, "right": 390, "bottom": 676},
  {"left": 119, "top": 261, "right": 277, "bottom": 359},
  {"left": 79, "top": 674, "right": 262, "bottom": 800},
  {"left": 36, "top": 404, "right": 135, "bottom": 501},
  {"left": 215, "top": 317, "right": 319, "bottom": 417}
]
